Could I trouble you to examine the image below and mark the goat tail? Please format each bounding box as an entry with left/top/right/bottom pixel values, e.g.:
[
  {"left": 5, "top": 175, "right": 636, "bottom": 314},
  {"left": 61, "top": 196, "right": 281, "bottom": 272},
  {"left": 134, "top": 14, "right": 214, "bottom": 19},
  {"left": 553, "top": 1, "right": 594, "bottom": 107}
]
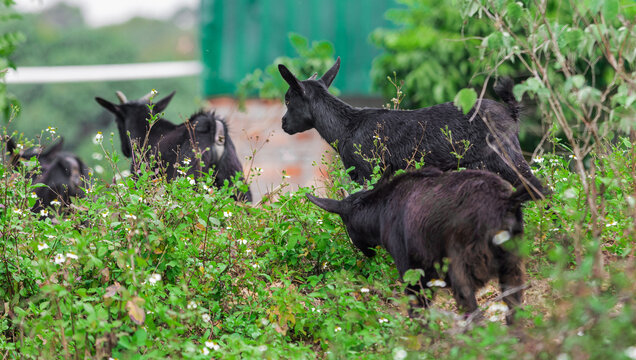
[{"left": 493, "top": 77, "right": 520, "bottom": 122}]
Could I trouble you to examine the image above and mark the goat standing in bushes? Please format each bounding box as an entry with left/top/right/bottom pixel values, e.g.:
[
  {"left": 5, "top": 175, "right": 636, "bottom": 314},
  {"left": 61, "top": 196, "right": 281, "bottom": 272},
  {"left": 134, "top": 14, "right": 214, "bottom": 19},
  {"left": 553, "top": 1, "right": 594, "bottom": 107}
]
[
  {"left": 279, "top": 58, "right": 545, "bottom": 199},
  {"left": 95, "top": 91, "right": 252, "bottom": 202},
  {"left": 6, "top": 137, "right": 89, "bottom": 214},
  {"left": 306, "top": 168, "right": 534, "bottom": 323}
]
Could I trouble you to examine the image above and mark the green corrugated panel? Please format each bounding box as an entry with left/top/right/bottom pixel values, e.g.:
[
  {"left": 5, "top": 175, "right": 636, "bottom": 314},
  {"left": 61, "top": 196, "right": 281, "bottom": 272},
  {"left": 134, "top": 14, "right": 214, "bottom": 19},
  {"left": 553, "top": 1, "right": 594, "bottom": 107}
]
[{"left": 200, "top": 0, "right": 397, "bottom": 97}]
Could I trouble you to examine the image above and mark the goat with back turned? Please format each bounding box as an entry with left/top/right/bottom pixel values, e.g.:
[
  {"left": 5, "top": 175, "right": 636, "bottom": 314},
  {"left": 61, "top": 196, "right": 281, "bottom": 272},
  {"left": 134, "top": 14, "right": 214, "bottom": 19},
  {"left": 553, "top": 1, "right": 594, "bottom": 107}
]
[
  {"left": 307, "top": 167, "right": 535, "bottom": 324},
  {"left": 279, "top": 58, "right": 545, "bottom": 199},
  {"left": 95, "top": 91, "right": 252, "bottom": 202}
]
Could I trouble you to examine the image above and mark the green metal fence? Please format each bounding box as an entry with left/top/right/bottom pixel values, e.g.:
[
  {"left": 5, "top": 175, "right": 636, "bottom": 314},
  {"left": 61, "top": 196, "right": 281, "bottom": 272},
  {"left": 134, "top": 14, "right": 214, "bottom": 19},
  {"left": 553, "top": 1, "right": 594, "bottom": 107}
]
[{"left": 200, "top": 0, "right": 397, "bottom": 97}]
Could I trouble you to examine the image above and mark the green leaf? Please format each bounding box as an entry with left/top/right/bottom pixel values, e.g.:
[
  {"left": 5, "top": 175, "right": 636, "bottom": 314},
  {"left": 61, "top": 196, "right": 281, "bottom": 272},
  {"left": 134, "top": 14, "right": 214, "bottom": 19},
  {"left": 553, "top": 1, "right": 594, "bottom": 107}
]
[
  {"left": 602, "top": 0, "right": 619, "bottom": 19},
  {"left": 403, "top": 269, "right": 425, "bottom": 286},
  {"left": 453, "top": 88, "right": 478, "bottom": 115},
  {"left": 506, "top": 2, "right": 523, "bottom": 23}
]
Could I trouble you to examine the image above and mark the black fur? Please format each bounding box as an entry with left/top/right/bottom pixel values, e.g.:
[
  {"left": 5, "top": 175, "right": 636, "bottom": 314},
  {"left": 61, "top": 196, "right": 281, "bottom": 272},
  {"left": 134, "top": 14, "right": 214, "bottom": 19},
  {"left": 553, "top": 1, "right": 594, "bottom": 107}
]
[
  {"left": 5, "top": 137, "right": 89, "bottom": 213},
  {"left": 307, "top": 168, "right": 534, "bottom": 323},
  {"left": 279, "top": 58, "right": 545, "bottom": 199},
  {"left": 95, "top": 91, "right": 252, "bottom": 202}
]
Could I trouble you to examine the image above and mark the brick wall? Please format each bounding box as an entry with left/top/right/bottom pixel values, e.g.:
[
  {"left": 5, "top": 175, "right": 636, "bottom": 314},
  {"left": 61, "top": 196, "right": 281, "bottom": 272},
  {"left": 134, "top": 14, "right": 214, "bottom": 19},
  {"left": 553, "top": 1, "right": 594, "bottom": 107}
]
[{"left": 206, "top": 97, "right": 333, "bottom": 202}]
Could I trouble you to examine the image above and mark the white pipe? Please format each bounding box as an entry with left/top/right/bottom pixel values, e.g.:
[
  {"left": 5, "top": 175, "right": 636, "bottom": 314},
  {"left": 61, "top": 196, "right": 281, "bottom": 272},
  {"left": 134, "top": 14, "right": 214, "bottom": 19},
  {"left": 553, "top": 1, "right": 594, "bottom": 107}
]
[{"left": 3, "top": 61, "right": 203, "bottom": 84}]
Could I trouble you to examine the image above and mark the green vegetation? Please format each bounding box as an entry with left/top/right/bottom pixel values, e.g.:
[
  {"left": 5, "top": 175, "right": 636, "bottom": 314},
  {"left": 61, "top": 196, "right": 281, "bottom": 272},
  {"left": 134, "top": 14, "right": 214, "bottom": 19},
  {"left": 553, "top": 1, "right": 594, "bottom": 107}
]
[{"left": 1, "top": 0, "right": 635, "bottom": 358}]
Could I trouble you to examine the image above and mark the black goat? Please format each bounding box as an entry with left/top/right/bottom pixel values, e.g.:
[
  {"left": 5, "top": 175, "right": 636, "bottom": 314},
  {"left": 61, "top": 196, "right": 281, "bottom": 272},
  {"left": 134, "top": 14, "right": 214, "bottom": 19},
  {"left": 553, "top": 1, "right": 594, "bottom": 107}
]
[
  {"left": 95, "top": 91, "right": 252, "bottom": 202},
  {"left": 279, "top": 58, "right": 545, "bottom": 199},
  {"left": 6, "top": 137, "right": 89, "bottom": 214},
  {"left": 306, "top": 168, "right": 533, "bottom": 323}
]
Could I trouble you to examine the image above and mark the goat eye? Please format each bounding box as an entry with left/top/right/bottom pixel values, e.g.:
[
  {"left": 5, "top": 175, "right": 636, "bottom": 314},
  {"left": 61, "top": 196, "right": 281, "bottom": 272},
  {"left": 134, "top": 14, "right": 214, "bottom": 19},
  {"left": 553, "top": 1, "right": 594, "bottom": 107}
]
[{"left": 285, "top": 100, "right": 290, "bottom": 105}]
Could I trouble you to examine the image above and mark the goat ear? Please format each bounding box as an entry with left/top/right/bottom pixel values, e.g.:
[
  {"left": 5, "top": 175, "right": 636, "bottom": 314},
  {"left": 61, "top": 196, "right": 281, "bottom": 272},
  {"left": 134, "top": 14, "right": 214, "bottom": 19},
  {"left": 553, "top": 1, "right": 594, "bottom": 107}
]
[
  {"left": 278, "top": 64, "right": 304, "bottom": 94},
  {"left": 306, "top": 193, "right": 346, "bottom": 215},
  {"left": 153, "top": 91, "right": 176, "bottom": 114},
  {"left": 320, "top": 57, "right": 340, "bottom": 88},
  {"left": 95, "top": 97, "right": 122, "bottom": 117},
  {"left": 41, "top": 137, "right": 64, "bottom": 159}
]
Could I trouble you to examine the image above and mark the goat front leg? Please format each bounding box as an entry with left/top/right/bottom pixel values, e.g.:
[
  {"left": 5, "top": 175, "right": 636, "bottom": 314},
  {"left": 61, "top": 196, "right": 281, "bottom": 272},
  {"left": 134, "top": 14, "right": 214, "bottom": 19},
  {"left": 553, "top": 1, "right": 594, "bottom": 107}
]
[
  {"left": 448, "top": 260, "right": 479, "bottom": 318},
  {"left": 497, "top": 251, "right": 524, "bottom": 324}
]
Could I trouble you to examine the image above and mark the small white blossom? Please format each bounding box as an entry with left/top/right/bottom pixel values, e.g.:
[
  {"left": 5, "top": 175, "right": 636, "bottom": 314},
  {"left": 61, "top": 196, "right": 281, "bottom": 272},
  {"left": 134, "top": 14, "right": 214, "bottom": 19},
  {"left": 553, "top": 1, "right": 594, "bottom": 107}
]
[
  {"left": 492, "top": 230, "right": 511, "bottom": 245},
  {"left": 188, "top": 177, "right": 196, "bottom": 186},
  {"left": 223, "top": 211, "right": 232, "bottom": 218},
  {"left": 37, "top": 243, "right": 49, "bottom": 251},
  {"left": 426, "top": 279, "right": 447, "bottom": 287},
  {"left": 334, "top": 326, "right": 342, "bottom": 332},
  {"left": 177, "top": 169, "right": 186, "bottom": 176},
  {"left": 202, "top": 313, "right": 211, "bottom": 323},
  {"left": 101, "top": 210, "right": 109, "bottom": 218},
  {"left": 50, "top": 200, "right": 61, "bottom": 206},
  {"left": 569, "top": 154, "right": 578, "bottom": 160},
  {"left": 39, "top": 209, "right": 49, "bottom": 217},
  {"left": 30, "top": 192, "right": 38, "bottom": 199},
  {"left": 255, "top": 167, "right": 264, "bottom": 174},
  {"left": 373, "top": 135, "right": 381, "bottom": 140},
  {"left": 187, "top": 301, "right": 197, "bottom": 310},
  {"left": 93, "top": 132, "right": 103, "bottom": 144},
  {"left": 16, "top": 143, "right": 23, "bottom": 150},
  {"left": 237, "top": 238, "right": 247, "bottom": 245},
  {"left": 92, "top": 152, "right": 103, "bottom": 160},
  {"left": 124, "top": 214, "right": 137, "bottom": 220},
  {"left": 393, "top": 348, "right": 407, "bottom": 360},
  {"left": 360, "top": 287, "right": 369, "bottom": 293},
  {"left": 577, "top": 330, "right": 584, "bottom": 336},
  {"left": 605, "top": 220, "right": 617, "bottom": 227},
  {"left": 14, "top": 208, "right": 23, "bottom": 216},
  {"left": 533, "top": 156, "right": 544, "bottom": 164},
  {"left": 201, "top": 347, "right": 210, "bottom": 355},
  {"left": 95, "top": 165, "right": 104, "bottom": 174},
  {"left": 251, "top": 264, "right": 260, "bottom": 269},
  {"left": 66, "top": 252, "right": 78, "bottom": 260},
  {"left": 182, "top": 158, "right": 191, "bottom": 165},
  {"left": 53, "top": 254, "right": 66, "bottom": 265},
  {"left": 624, "top": 346, "right": 636, "bottom": 359},
  {"left": 205, "top": 340, "right": 220, "bottom": 351},
  {"left": 258, "top": 345, "right": 267, "bottom": 352},
  {"left": 47, "top": 126, "right": 56, "bottom": 134},
  {"left": 563, "top": 188, "right": 577, "bottom": 199},
  {"left": 121, "top": 170, "right": 131, "bottom": 178},
  {"left": 148, "top": 273, "right": 161, "bottom": 285},
  {"left": 151, "top": 89, "right": 158, "bottom": 96},
  {"left": 282, "top": 175, "right": 290, "bottom": 179},
  {"left": 378, "top": 317, "right": 388, "bottom": 324},
  {"left": 316, "top": 219, "right": 323, "bottom": 225}
]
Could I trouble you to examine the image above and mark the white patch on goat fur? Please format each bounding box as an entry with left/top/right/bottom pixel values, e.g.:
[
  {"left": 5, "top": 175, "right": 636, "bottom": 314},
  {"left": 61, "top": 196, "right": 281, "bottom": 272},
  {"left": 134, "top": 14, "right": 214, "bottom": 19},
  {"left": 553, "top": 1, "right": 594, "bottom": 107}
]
[{"left": 492, "top": 230, "right": 511, "bottom": 245}]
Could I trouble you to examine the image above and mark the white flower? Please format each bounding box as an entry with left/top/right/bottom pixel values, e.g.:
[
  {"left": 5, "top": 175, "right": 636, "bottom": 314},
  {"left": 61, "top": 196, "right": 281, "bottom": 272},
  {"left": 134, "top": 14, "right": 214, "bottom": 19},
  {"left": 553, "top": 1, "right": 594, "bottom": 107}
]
[
  {"left": 92, "top": 152, "right": 103, "bottom": 160},
  {"left": 316, "top": 219, "right": 323, "bottom": 225},
  {"left": 39, "top": 209, "right": 49, "bottom": 217},
  {"left": 426, "top": 279, "right": 447, "bottom": 287},
  {"left": 563, "top": 188, "right": 577, "bottom": 199},
  {"left": 360, "top": 287, "right": 369, "bottom": 293},
  {"left": 50, "top": 200, "right": 61, "bottom": 206},
  {"left": 124, "top": 214, "right": 137, "bottom": 220},
  {"left": 13, "top": 208, "right": 23, "bottom": 216},
  {"left": 47, "top": 126, "right": 56, "bottom": 134},
  {"left": 393, "top": 348, "right": 407, "bottom": 360},
  {"left": 334, "top": 326, "right": 342, "bottom": 332},
  {"left": 223, "top": 211, "right": 232, "bottom": 218},
  {"left": 577, "top": 330, "right": 584, "bottom": 336},
  {"left": 37, "top": 243, "right": 49, "bottom": 251},
  {"left": 95, "top": 165, "right": 104, "bottom": 174},
  {"left": 605, "top": 220, "right": 617, "bottom": 227},
  {"left": 492, "top": 230, "right": 511, "bottom": 245},
  {"left": 187, "top": 301, "right": 197, "bottom": 310},
  {"left": 201, "top": 313, "right": 211, "bottom": 323},
  {"left": 93, "top": 132, "right": 103, "bottom": 144},
  {"left": 533, "top": 156, "right": 544, "bottom": 164},
  {"left": 569, "top": 154, "right": 578, "bottom": 160},
  {"left": 378, "top": 317, "right": 388, "bottom": 324},
  {"left": 53, "top": 254, "right": 66, "bottom": 265},
  {"left": 46, "top": 234, "right": 55, "bottom": 239},
  {"left": 182, "top": 158, "right": 191, "bottom": 165},
  {"left": 258, "top": 345, "right": 267, "bottom": 352},
  {"left": 177, "top": 169, "right": 186, "bottom": 176},
  {"left": 624, "top": 346, "right": 636, "bottom": 359},
  {"left": 251, "top": 264, "right": 260, "bottom": 269},
  {"left": 121, "top": 170, "right": 131, "bottom": 178},
  {"left": 373, "top": 135, "right": 381, "bottom": 140},
  {"left": 66, "top": 252, "right": 78, "bottom": 260},
  {"left": 188, "top": 177, "right": 196, "bottom": 185},
  {"left": 16, "top": 143, "right": 23, "bottom": 150},
  {"left": 201, "top": 347, "right": 210, "bottom": 355},
  {"left": 255, "top": 167, "right": 264, "bottom": 174},
  {"left": 148, "top": 273, "right": 161, "bottom": 285},
  {"left": 283, "top": 175, "right": 290, "bottom": 179},
  {"left": 101, "top": 210, "right": 109, "bottom": 218},
  {"left": 205, "top": 340, "right": 220, "bottom": 351},
  {"left": 237, "top": 238, "right": 247, "bottom": 245},
  {"left": 30, "top": 192, "right": 38, "bottom": 199},
  {"left": 151, "top": 89, "right": 158, "bottom": 96}
]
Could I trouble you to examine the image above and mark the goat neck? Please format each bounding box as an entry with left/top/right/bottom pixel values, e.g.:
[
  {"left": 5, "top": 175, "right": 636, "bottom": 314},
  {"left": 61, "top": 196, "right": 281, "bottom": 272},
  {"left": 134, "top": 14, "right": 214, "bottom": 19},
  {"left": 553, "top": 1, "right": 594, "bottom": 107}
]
[{"left": 310, "top": 86, "right": 358, "bottom": 147}]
